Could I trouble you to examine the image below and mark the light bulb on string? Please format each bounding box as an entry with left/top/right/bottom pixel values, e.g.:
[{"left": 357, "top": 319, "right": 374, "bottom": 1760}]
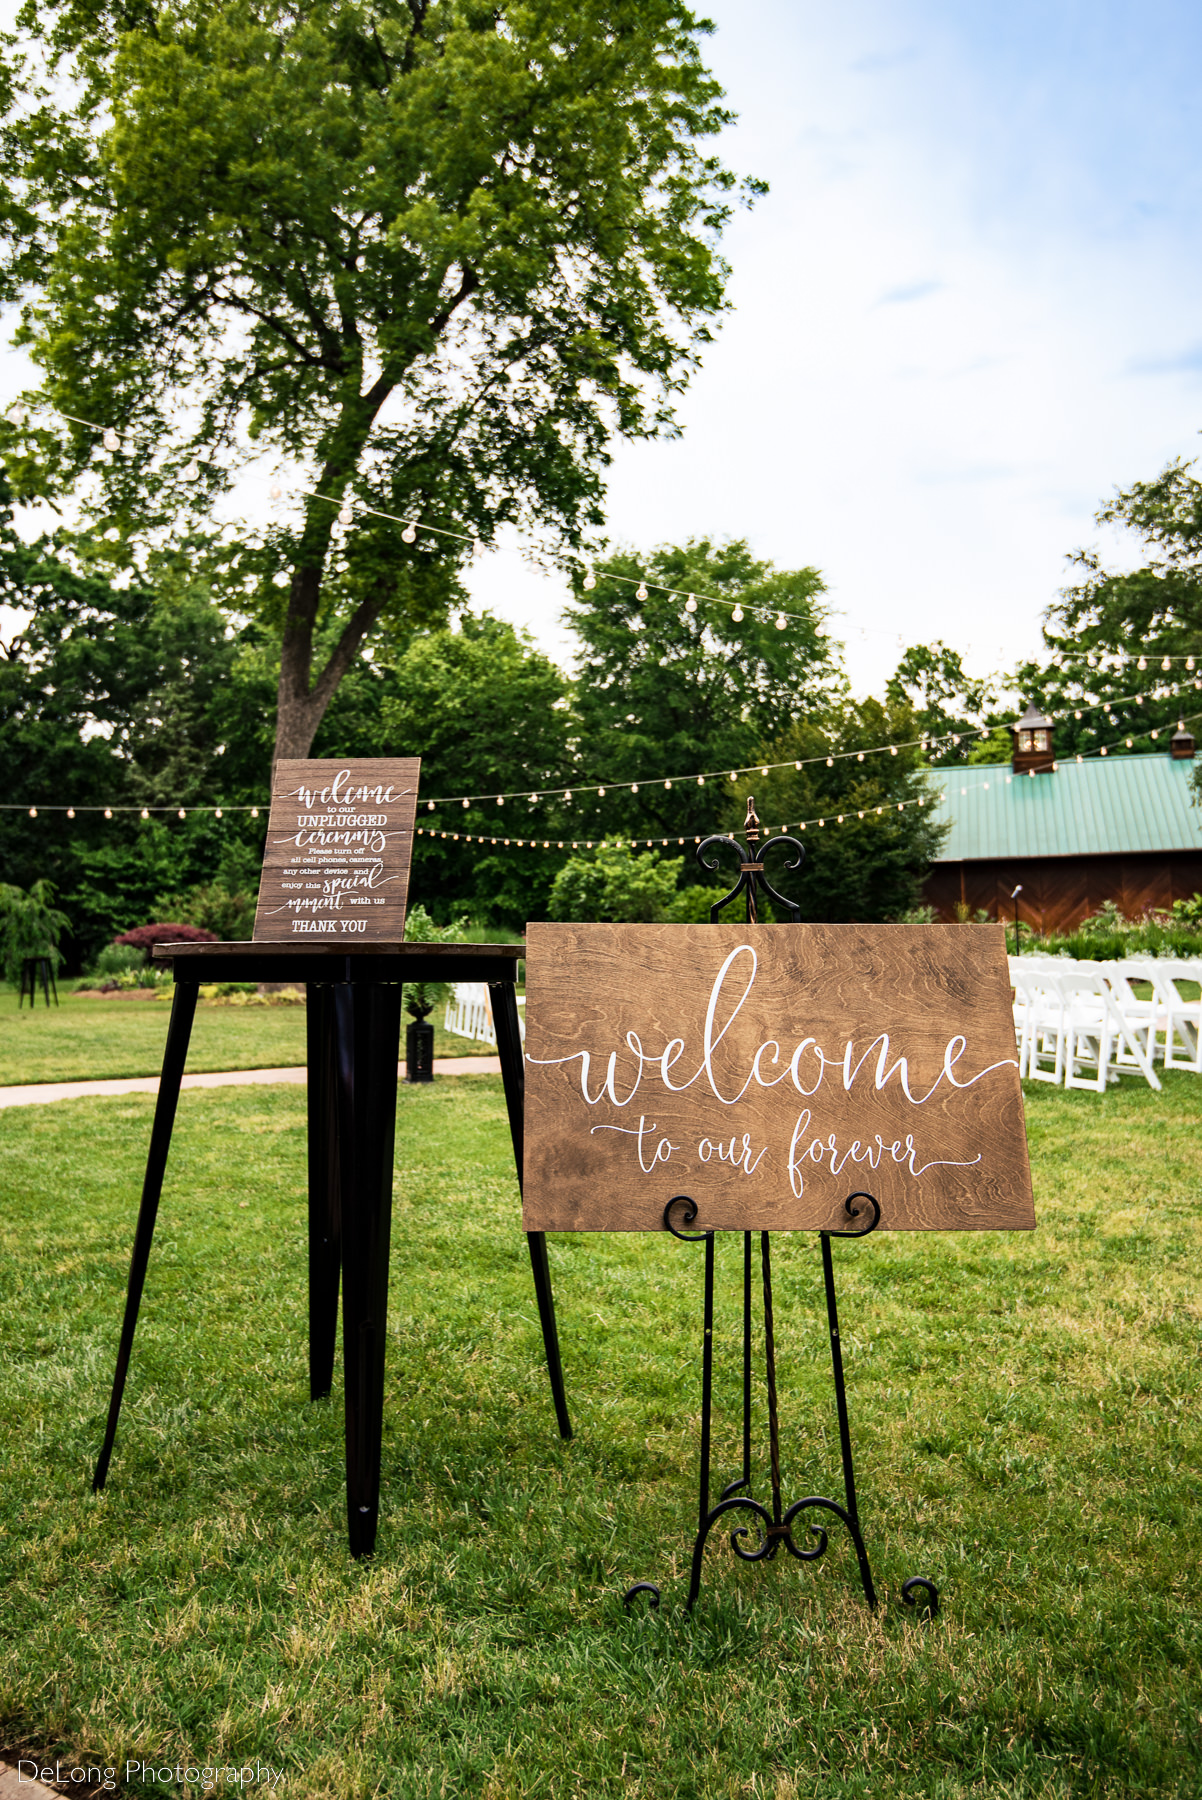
[
  {"left": 684, "top": 595, "right": 697, "bottom": 614},
  {"left": 697, "top": 775, "right": 705, "bottom": 786},
  {"left": 1162, "top": 655, "right": 1172, "bottom": 670},
  {"left": 631, "top": 784, "right": 638, "bottom": 794},
  {"left": 826, "top": 756, "right": 833, "bottom": 767},
  {"left": 496, "top": 796, "right": 504, "bottom": 805},
  {"left": 28, "top": 806, "right": 36, "bottom": 818},
  {"left": 102, "top": 428, "right": 119, "bottom": 452},
  {"left": 731, "top": 605, "right": 744, "bottom": 622},
  {"left": 178, "top": 808, "right": 186, "bottom": 819},
  {"left": 664, "top": 779, "right": 672, "bottom": 790},
  {"left": 427, "top": 800, "right": 435, "bottom": 811},
  {"left": 890, "top": 745, "right": 898, "bottom": 755},
  {"left": 104, "top": 808, "right": 112, "bottom": 819},
  {"left": 598, "top": 787, "right": 605, "bottom": 797},
  {"left": 182, "top": 462, "right": 200, "bottom": 482},
  {"left": 565, "top": 790, "right": 572, "bottom": 802},
  {"left": 462, "top": 798, "right": 469, "bottom": 809},
  {"left": 1138, "top": 655, "right": 1147, "bottom": 670},
  {"left": 636, "top": 583, "right": 648, "bottom": 602},
  {"left": 582, "top": 571, "right": 597, "bottom": 591},
  {"left": 251, "top": 807, "right": 259, "bottom": 818},
  {"left": 338, "top": 505, "right": 352, "bottom": 526},
  {"left": 473, "top": 538, "right": 486, "bottom": 558},
  {"left": 775, "top": 614, "right": 787, "bottom": 630},
  {"left": 67, "top": 807, "right": 74, "bottom": 819},
  {"left": 856, "top": 752, "right": 864, "bottom": 762},
  {"left": 402, "top": 522, "right": 417, "bottom": 544},
  {"left": 1188, "top": 657, "right": 1196, "bottom": 670},
  {"left": 729, "top": 771, "right": 737, "bottom": 781}
]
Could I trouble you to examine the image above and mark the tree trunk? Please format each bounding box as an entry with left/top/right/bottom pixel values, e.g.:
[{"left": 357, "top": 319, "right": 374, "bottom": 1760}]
[{"left": 272, "top": 564, "right": 387, "bottom": 770}]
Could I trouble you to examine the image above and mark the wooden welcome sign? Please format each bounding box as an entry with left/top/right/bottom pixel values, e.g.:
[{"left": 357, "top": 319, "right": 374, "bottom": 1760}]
[
  {"left": 522, "top": 922, "right": 1034, "bottom": 1233},
  {"left": 253, "top": 758, "right": 421, "bottom": 940}
]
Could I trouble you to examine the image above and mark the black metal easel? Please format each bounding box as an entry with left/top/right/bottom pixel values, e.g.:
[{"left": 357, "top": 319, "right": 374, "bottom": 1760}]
[{"left": 623, "top": 801, "right": 939, "bottom": 1619}]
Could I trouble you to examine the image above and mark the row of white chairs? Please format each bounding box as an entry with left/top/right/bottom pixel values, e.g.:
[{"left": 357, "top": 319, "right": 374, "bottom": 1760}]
[
  {"left": 1009, "top": 956, "right": 1202, "bottom": 1091},
  {"left": 443, "top": 981, "right": 526, "bottom": 1047}
]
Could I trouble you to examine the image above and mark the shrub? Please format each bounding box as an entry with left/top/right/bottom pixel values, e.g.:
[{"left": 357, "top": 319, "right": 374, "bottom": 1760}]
[
  {"left": 153, "top": 881, "right": 257, "bottom": 941},
  {"left": 114, "top": 921, "right": 217, "bottom": 952},
  {"left": 401, "top": 903, "right": 467, "bottom": 1017},
  {"left": 92, "top": 944, "right": 146, "bottom": 978}
]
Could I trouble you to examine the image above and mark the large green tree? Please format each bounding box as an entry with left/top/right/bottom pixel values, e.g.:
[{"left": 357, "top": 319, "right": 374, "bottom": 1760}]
[
  {"left": 1, "top": 0, "right": 759, "bottom": 765},
  {"left": 566, "top": 538, "right": 839, "bottom": 845},
  {"left": 1015, "top": 457, "right": 1202, "bottom": 766},
  {"left": 726, "top": 698, "right": 948, "bottom": 921}
]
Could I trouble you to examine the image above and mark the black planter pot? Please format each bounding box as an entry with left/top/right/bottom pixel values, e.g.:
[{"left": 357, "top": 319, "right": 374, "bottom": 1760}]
[{"left": 405, "top": 1014, "right": 435, "bottom": 1083}]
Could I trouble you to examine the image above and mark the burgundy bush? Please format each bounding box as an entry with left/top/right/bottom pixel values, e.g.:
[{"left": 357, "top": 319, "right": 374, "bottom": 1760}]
[{"left": 114, "top": 922, "right": 217, "bottom": 951}]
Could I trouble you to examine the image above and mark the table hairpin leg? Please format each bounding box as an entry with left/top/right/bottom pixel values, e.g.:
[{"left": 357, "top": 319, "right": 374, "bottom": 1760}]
[
  {"left": 93, "top": 980, "right": 200, "bottom": 1492},
  {"left": 333, "top": 981, "right": 404, "bottom": 1557},
  {"left": 623, "top": 1191, "right": 940, "bottom": 1620},
  {"left": 306, "top": 984, "right": 342, "bottom": 1402},
  {"left": 489, "top": 979, "right": 572, "bottom": 1440}
]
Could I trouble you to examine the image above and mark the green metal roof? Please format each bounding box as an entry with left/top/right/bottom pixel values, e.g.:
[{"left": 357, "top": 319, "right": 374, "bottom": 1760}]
[{"left": 929, "top": 754, "right": 1202, "bottom": 862}]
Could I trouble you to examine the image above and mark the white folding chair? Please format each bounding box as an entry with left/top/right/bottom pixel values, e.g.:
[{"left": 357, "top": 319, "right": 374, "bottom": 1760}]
[
  {"left": 1049, "top": 968, "right": 1162, "bottom": 1092},
  {"left": 1096, "top": 961, "right": 1167, "bottom": 1068},
  {"left": 1147, "top": 960, "right": 1202, "bottom": 1072}
]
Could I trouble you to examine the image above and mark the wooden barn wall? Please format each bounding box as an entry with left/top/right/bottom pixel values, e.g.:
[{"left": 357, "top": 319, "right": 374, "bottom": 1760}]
[{"left": 921, "top": 853, "right": 1202, "bottom": 933}]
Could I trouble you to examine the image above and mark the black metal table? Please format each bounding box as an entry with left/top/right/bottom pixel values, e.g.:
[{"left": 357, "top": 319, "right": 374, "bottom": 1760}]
[{"left": 93, "top": 940, "right": 571, "bottom": 1556}]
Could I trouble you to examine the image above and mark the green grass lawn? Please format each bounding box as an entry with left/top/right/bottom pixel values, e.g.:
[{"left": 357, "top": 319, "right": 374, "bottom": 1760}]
[
  {"left": 1, "top": 1072, "right": 1199, "bottom": 1798},
  {"left": 0, "top": 988, "right": 494, "bottom": 1086}
]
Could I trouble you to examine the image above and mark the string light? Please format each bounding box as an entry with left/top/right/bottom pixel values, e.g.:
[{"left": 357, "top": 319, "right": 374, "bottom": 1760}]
[
  {"left": 684, "top": 595, "right": 698, "bottom": 613},
  {"left": 636, "top": 583, "right": 648, "bottom": 602},
  {"left": 402, "top": 522, "right": 417, "bottom": 543},
  {"left": 582, "top": 571, "right": 597, "bottom": 590},
  {"left": 731, "top": 605, "right": 744, "bottom": 622}
]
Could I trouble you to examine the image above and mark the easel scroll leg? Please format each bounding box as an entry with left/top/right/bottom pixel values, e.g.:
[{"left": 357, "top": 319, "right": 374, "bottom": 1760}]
[
  {"left": 489, "top": 978, "right": 572, "bottom": 1440},
  {"left": 818, "top": 1229, "right": 877, "bottom": 1611},
  {"left": 306, "top": 984, "right": 341, "bottom": 1401},
  {"left": 93, "top": 980, "right": 199, "bottom": 1491}
]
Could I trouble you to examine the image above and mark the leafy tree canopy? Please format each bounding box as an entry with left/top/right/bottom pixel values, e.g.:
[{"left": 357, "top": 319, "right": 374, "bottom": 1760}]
[
  {"left": 725, "top": 697, "right": 949, "bottom": 922},
  {"left": 1015, "top": 457, "right": 1202, "bottom": 765},
  {"left": 0, "top": 0, "right": 759, "bottom": 762},
  {"left": 566, "top": 538, "right": 838, "bottom": 843}
]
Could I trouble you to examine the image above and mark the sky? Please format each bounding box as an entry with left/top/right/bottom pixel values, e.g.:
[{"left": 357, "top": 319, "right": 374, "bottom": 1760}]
[
  {"left": 4, "top": 0, "right": 1202, "bottom": 697},
  {"left": 464, "top": 0, "right": 1202, "bottom": 693}
]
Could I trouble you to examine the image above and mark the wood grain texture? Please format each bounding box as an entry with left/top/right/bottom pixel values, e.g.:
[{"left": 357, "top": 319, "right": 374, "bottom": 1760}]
[
  {"left": 923, "top": 852, "right": 1202, "bottom": 933},
  {"left": 252, "top": 758, "right": 420, "bottom": 942},
  {"left": 522, "top": 922, "right": 1034, "bottom": 1234}
]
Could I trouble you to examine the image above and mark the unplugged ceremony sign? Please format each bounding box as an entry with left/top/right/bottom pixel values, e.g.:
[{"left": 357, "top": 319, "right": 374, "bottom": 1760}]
[
  {"left": 522, "top": 922, "right": 1035, "bottom": 1233},
  {"left": 252, "top": 757, "right": 420, "bottom": 940}
]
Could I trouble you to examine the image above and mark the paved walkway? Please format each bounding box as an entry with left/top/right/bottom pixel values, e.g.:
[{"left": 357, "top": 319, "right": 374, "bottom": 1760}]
[{"left": 0, "top": 1056, "right": 502, "bottom": 1109}]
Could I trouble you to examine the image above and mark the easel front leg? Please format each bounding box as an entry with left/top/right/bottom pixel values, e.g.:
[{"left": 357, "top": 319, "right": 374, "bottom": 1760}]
[
  {"left": 489, "top": 978, "right": 572, "bottom": 1440},
  {"left": 94, "top": 980, "right": 199, "bottom": 1491},
  {"left": 306, "top": 984, "right": 341, "bottom": 1401}
]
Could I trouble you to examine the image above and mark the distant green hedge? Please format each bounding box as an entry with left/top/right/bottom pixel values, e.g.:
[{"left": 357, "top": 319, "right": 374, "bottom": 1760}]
[{"left": 1012, "top": 896, "right": 1202, "bottom": 960}]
